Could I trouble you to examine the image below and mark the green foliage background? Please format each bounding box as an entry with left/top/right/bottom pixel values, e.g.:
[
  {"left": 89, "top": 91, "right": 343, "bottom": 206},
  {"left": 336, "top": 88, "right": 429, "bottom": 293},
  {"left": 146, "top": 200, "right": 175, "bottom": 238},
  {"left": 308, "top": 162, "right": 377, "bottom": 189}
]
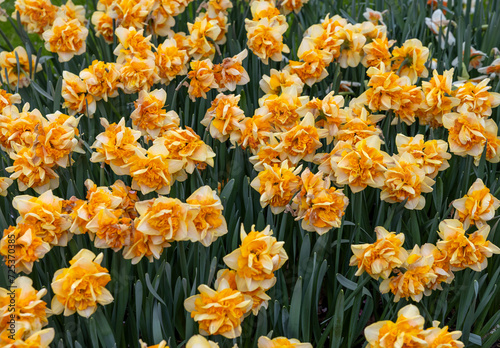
[{"left": 0, "top": 0, "right": 500, "bottom": 347}]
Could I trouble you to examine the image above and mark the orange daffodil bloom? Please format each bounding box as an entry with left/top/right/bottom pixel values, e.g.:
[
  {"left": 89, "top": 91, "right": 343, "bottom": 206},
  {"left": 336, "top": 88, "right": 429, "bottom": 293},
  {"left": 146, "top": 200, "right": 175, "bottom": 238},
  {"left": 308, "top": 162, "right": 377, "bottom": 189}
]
[
  {"left": 61, "top": 71, "right": 96, "bottom": 116},
  {"left": 127, "top": 143, "right": 185, "bottom": 195},
  {"left": 259, "top": 69, "right": 304, "bottom": 96},
  {"left": 307, "top": 91, "right": 346, "bottom": 144},
  {"left": 362, "top": 35, "right": 395, "bottom": 69},
  {"left": 365, "top": 305, "right": 464, "bottom": 348},
  {"left": 452, "top": 178, "right": 500, "bottom": 228},
  {"left": 188, "top": 59, "right": 219, "bottom": 100},
  {"left": 223, "top": 224, "right": 287, "bottom": 292},
  {"left": 289, "top": 39, "right": 333, "bottom": 86},
  {"left": 187, "top": 49, "right": 249, "bottom": 100},
  {"left": 80, "top": 60, "right": 121, "bottom": 102},
  {"left": 155, "top": 38, "right": 189, "bottom": 84},
  {"left": 437, "top": 219, "right": 500, "bottom": 271},
  {"left": 443, "top": 111, "right": 500, "bottom": 164},
  {"left": 280, "top": 0, "right": 309, "bottom": 15},
  {"left": 381, "top": 152, "right": 435, "bottom": 210},
  {"left": 185, "top": 335, "right": 219, "bottom": 348},
  {"left": 391, "top": 38, "right": 429, "bottom": 84},
  {"left": 0, "top": 277, "right": 50, "bottom": 337},
  {"left": 42, "top": 17, "right": 88, "bottom": 62},
  {"left": 207, "top": 223, "right": 288, "bottom": 317},
  {"left": 454, "top": 78, "right": 500, "bottom": 117},
  {"left": 215, "top": 49, "right": 250, "bottom": 92},
  {"left": 258, "top": 336, "right": 313, "bottom": 348},
  {"left": 250, "top": 161, "right": 302, "bottom": 214},
  {"left": 0, "top": 89, "right": 21, "bottom": 113},
  {"left": 90, "top": 117, "right": 141, "bottom": 173},
  {"left": 419, "top": 68, "right": 460, "bottom": 127},
  {"left": 350, "top": 227, "right": 408, "bottom": 280},
  {"left": 51, "top": 249, "right": 113, "bottom": 318},
  {"left": 245, "top": 1, "right": 289, "bottom": 65},
  {"left": 184, "top": 278, "right": 252, "bottom": 338},
  {"left": 380, "top": 244, "right": 438, "bottom": 302},
  {"left": 155, "top": 127, "right": 216, "bottom": 173},
  {"left": 0, "top": 328, "right": 55, "bottom": 347},
  {"left": 0, "top": 223, "right": 51, "bottom": 274},
  {"left": 202, "top": 93, "right": 245, "bottom": 142},
  {"left": 214, "top": 268, "right": 271, "bottom": 315},
  {"left": 130, "top": 89, "right": 180, "bottom": 139},
  {"left": 0, "top": 47, "right": 42, "bottom": 89},
  {"left": 0, "top": 177, "right": 13, "bottom": 196},
  {"left": 425, "top": 322, "right": 464, "bottom": 348},
  {"left": 273, "top": 113, "right": 327, "bottom": 164},
  {"left": 291, "top": 169, "right": 349, "bottom": 234},
  {"left": 12, "top": 190, "right": 71, "bottom": 246},
  {"left": 135, "top": 196, "right": 194, "bottom": 244},
  {"left": 331, "top": 135, "right": 391, "bottom": 193},
  {"left": 396, "top": 134, "right": 451, "bottom": 179},
  {"left": 13, "top": 0, "right": 57, "bottom": 35},
  {"left": 186, "top": 186, "right": 227, "bottom": 246}
]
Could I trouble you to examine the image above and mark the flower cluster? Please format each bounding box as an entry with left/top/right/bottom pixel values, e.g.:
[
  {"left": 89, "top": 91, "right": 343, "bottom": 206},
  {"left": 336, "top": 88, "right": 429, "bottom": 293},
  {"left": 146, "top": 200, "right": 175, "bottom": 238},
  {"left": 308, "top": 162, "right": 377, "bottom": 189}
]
[
  {"left": 365, "top": 305, "right": 464, "bottom": 348},
  {"left": 13, "top": 0, "right": 88, "bottom": 62},
  {"left": 184, "top": 224, "right": 288, "bottom": 338},
  {"left": 0, "top": 277, "right": 52, "bottom": 346},
  {"left": 90, "top": 113, "right": 215, "bottom": 194},
  {"left": 351, "top": 180, "right": 500, "bottom": 302},
  {"left": 0, "top": 103, "right": 83, "bottom": 194},
  {"left": 0, "top": 180, "right": 227, "bottom": 272},
  {"left": 187, "top": 49, "right": 250, "bottom": 101}
]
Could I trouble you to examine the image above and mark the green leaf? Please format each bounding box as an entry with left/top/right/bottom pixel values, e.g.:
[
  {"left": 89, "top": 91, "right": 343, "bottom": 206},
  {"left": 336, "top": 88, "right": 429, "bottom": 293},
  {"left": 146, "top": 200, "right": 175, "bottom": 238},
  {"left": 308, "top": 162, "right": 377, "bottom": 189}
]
[
  {"left": 93, "top": 309, "right": 116, "bottom": 348},
  {"left": 330, "top": 290, "right": 344, "bottom": 348},
  {"left": 288, "top": 277, "right": 303, "bottom": 339}
]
